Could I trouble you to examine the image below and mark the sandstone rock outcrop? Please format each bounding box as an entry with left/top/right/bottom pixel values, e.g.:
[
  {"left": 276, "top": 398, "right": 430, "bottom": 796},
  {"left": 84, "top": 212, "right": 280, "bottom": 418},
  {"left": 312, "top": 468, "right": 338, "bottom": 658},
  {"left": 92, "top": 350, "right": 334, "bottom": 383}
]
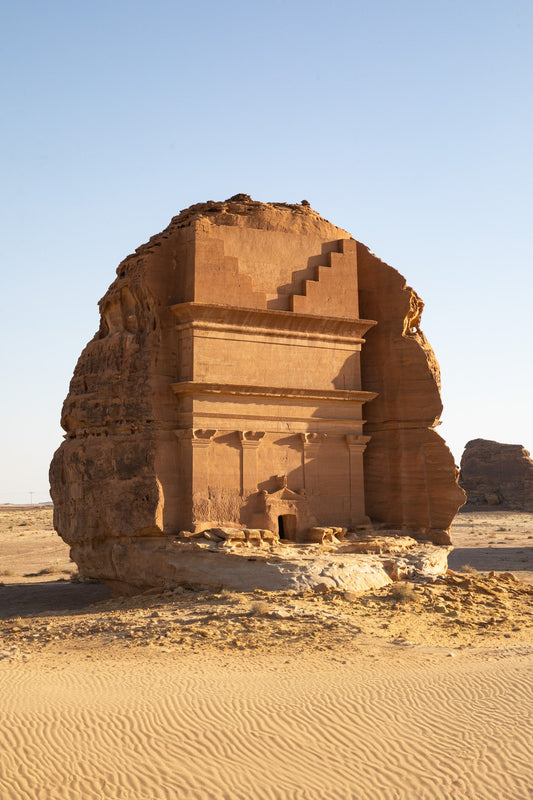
[
  {"left": 49, "top": 196, "right": 463, "bottom": 592},
  {"left": 459, "top": 438, "right": 533, "bottom": 509},
  {"left": 357, "top": 250, "right": 465, "bottom": 540}
]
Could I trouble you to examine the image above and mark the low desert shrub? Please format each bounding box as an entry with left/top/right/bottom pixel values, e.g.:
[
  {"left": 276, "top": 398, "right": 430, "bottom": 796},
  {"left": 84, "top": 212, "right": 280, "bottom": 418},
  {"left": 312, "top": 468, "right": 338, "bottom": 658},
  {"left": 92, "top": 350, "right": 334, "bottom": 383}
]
[
  {"left": 247, "top": 600, "right": 270, "bottom": 616},
  {"left": 36, "top": 566, "right": 58, "bottom": 575},
  {"left": 390, "top": 582, "right": 418, "bottom": 604},
  {"left": 459, "top": 564, "right": 479, "bottom": 575}
]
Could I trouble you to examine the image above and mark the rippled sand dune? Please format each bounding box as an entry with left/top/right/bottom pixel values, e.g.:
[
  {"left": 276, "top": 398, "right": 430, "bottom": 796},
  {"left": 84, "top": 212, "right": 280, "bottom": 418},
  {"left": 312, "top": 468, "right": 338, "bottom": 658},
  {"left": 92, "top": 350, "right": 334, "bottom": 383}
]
[
  {"left": 1, "top": 506, "right": 532, "bottom": 799},
  {"left": 1, "top": 646, "right": 532, "bottom": 800}
]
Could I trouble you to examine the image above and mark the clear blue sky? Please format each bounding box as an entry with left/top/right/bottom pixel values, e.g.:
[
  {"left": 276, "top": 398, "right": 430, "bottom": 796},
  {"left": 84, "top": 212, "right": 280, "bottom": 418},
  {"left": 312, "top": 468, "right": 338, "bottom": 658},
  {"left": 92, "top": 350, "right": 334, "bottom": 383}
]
[{"left": 1, "top": 0, "right": 532, "bottom": 503}]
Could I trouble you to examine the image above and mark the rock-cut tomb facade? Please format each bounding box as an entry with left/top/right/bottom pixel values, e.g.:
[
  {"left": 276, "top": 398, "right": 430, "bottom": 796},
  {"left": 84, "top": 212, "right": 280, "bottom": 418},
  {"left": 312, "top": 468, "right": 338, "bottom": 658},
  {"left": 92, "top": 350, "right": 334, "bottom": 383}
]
[{"left": 50, "top": 196, "right": 465, "bottom": 590}]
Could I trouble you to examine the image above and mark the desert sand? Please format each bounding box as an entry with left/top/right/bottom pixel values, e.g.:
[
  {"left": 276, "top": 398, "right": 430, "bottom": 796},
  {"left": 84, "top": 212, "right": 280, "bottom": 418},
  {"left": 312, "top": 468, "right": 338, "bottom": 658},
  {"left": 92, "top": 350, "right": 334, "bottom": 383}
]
[{"left": 1, "top": 506, "right": 532, "bottom": 800}]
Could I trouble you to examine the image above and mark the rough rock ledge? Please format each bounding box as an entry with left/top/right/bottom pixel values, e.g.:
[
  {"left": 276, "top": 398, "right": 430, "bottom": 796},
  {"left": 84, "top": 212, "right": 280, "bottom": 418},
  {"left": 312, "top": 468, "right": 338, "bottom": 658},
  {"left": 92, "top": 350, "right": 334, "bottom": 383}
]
[{"left": 87, "top": 527, "right": 451, "bottom": 596}]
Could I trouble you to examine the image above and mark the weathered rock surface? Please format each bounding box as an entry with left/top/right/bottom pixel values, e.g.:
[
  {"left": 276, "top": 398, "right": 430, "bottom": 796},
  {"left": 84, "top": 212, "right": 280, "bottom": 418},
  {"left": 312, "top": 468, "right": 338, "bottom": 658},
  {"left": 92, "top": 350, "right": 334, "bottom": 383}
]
[
  {"left": 459, "top": 438, "right": 533, "bottom": 509},
  {"left": 357, "top": 247, "right": 465, "bottom": 538},
  {"left": 50, "top": 196, "right": 463, "bottom": 591},
  {"left": 66, "top": 528, "right": 450, "bottom": 595}
]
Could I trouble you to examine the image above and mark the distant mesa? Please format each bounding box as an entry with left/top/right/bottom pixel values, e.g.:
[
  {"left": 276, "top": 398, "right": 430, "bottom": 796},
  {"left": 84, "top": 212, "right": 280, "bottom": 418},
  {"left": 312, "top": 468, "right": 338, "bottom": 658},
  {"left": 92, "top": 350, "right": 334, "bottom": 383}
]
[
  {"left": 459, "top": 438, "right": 533, "bottom": 510},
  {"left": 49, "top": 196, "right": 464, "bottom": 593}
]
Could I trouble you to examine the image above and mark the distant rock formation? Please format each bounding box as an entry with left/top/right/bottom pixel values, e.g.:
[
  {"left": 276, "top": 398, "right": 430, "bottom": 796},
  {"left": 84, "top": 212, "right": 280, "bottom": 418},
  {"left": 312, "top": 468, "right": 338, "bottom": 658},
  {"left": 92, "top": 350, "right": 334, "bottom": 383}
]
[
  {"left": 49, "top": 197, "right": 464, "bottom": 592},
  {"left": 459, "top": 438, "right": 533, "bottom": 509}
]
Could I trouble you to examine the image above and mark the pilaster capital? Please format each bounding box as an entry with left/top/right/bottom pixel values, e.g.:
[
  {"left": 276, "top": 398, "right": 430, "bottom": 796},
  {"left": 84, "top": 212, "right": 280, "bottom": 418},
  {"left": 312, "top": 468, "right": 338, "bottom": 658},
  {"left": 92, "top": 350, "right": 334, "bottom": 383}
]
[
  {"left": 346, "top": 434, "right": 371, "bottom": 451},
  {"left": 299, "top": 432, "right": 327, "bottom": 446},
  {"left": 239, "top": 430, "right": 266, "bottom": 442},
  {"left": 174, "top": 428, "right": 217, "bottom": 445},
  {"left": 238, "top": 430, "right": 265, "bottom": 448}
]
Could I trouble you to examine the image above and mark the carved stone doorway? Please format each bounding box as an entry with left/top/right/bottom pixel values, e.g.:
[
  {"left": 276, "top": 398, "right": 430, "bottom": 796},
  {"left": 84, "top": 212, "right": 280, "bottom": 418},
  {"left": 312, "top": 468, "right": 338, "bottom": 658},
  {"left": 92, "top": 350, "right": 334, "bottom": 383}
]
[{"left": 278, "top": 513, "right": 297, "bottom": 540}]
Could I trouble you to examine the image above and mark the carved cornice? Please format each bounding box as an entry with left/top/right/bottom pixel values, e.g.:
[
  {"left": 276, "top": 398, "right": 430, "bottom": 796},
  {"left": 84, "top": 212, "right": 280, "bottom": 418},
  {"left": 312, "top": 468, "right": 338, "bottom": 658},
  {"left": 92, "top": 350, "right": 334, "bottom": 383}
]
[
  {"left": 171, "top": 381, "right": 377, "bottom": 405},
  {"left": 169, "top": 301, "right": 376, "bottom": 343}
]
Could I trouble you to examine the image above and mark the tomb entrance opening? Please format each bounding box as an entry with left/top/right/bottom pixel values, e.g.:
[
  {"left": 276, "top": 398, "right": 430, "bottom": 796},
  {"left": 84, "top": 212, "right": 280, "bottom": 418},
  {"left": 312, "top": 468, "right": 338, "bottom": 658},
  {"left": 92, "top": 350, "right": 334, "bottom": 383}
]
[{"left": 278, "top": 514, "right": 297, "bottom": 540}]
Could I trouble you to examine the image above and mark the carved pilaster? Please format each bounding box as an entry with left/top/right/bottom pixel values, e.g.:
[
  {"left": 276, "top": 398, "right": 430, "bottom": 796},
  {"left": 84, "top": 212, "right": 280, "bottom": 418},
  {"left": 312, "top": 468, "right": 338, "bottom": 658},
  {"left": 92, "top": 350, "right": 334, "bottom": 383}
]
[
  {"left": 174, "top": 429, "right": 217, "bottom": 502},
  {"left": 299, "top": 432, "right": 327, "bottom": 494},
  {"left": 238, "top": 430, "right": 265, "bottom": 496},
  {"left": 346, "top": 434, "right": 371, "bottom": 524}
]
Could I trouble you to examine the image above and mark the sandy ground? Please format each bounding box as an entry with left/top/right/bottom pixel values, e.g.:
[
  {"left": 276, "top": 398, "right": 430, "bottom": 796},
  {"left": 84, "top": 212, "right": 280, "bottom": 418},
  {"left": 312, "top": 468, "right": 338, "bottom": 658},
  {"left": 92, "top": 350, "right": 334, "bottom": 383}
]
[
  {"left": 0, "top": 506, "right": 532, "bottom": 800},
  {"left": 448, "top": 509, "right": 533, "bottom": 585}
]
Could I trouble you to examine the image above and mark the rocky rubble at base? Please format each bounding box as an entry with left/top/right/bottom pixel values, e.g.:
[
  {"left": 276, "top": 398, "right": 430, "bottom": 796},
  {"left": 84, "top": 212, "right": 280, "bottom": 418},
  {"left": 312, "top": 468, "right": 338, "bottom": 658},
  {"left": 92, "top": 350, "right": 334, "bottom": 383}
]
[{"left": 1, "top": 571, "right": 531, "bottom": 663}]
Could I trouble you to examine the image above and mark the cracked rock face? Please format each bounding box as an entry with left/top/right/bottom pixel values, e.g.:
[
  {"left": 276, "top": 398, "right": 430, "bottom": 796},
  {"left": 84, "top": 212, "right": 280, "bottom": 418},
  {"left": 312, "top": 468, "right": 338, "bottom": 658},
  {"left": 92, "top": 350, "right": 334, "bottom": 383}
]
[{"left": 49, "top": 197, "right": 464, "bottom": 592}]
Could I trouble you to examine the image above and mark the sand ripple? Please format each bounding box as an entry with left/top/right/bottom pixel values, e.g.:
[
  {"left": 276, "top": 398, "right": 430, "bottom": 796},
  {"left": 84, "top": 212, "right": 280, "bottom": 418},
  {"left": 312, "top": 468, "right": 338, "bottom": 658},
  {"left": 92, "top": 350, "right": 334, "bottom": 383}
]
[{"left": 1, "top": 650, "right": 532, "bottom": 800}]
